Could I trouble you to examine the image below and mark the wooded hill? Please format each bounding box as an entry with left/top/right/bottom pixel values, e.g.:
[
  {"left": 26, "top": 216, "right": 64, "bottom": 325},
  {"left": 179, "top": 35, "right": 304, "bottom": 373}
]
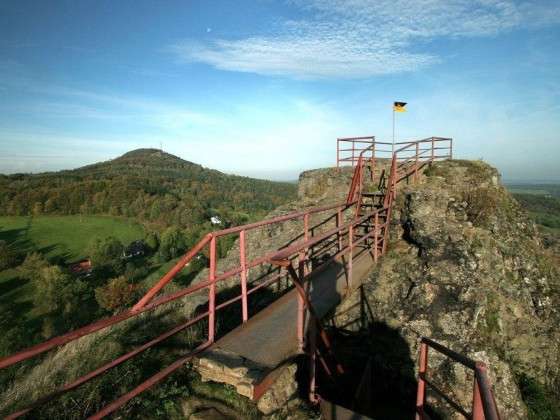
[{"left": 0, "top": 149, "right": 297, "bottom": 230}]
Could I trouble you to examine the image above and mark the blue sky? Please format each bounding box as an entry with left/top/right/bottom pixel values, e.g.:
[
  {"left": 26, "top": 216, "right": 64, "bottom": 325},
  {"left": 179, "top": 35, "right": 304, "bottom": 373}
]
[{"left": 1, "top": 0, "right": 559, "bottom": 181}]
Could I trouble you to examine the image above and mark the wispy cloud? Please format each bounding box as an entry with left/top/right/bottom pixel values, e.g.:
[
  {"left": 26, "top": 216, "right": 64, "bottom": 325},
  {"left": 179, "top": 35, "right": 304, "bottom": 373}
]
[{"left": 172, "top": 0, "right": 560, "bottom": 79}]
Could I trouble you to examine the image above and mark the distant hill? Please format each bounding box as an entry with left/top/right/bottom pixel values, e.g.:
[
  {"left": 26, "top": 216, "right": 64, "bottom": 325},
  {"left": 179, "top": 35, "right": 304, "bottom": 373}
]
[
  {"left": 0, "top": 149, "right": 297, "bottom": 232},
  {"left": 505, "top": 182, "right": 560, "bottom": 198}
]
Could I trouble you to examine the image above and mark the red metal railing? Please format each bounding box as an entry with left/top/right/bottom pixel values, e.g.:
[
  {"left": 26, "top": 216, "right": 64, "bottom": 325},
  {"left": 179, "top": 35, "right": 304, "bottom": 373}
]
[
  {"left": 0, "top": 201, "right": 359, "bottom": 418},
  {"left": 0, "top": 135, "right": 454, "bottom": 418},
  {"left": 344, "top": 137, "right": 452, "bottom": 206},
  {"left": 337, "top": 136, "right": 377, "bottom": 167},
  {"left": 393, "top": 137, "right": 452, "bottom": 183},
  {"left": 416, "top": 337, "right": 501, "bottom": 420},
  {"left": 337, "top": 136, "right": 452, "bottom": 169}
]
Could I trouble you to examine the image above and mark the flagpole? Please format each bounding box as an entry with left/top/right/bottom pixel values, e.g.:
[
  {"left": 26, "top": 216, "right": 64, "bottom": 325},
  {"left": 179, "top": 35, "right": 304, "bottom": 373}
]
[{"left": 392, "top": 106, "right": 395, "bottom": 155}]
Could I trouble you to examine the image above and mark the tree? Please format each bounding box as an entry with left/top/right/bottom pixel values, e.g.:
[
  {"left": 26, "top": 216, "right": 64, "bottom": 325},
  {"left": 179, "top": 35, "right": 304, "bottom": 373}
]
[
  {"left": 157, "top": 227, "right": 187, "bottom": 262},
  {"left": 29, "top": 264, "right": 91, "bottom": 338},
  {"left": 0, "top": 240, "right": 18, "bottom": 271},
  {"left": 88, "top": 237, "right": 124, "bottom": 273},
  {"left": 95, "top": 276, "right": 136, "bottom": 312},
  {"left": 144, "top": 232, "right": 159, "bottom": 252},
  {"left": 18, "top": 252, "right": 49, "bottom": 281},
  {"left": 32, "top": 202, "right": 43, "bottom": 216},
  {"left": 34, "top": 266, "right": 71, "bottom": 313}
]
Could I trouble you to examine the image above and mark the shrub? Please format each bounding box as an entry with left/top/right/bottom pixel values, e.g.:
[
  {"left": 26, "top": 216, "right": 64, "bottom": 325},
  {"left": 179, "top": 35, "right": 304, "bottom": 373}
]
[
  {"left": 517, "top": 373, "right": 560, "bottom": 420},
  {"left": 95, "top": 275, "right": 137, "bottom": 312}
]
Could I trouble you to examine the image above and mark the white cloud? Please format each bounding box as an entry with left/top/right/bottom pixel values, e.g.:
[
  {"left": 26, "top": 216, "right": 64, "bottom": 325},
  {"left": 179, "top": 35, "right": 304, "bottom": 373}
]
[{"left": 172, "top": 0, "right": 560, "bottom": 79}]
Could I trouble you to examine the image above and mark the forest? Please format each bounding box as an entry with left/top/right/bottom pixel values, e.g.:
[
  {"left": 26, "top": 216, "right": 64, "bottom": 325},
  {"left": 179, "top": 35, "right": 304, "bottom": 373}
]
[{"left": 0, "top": 148, "right": 297, "bottom": 230}]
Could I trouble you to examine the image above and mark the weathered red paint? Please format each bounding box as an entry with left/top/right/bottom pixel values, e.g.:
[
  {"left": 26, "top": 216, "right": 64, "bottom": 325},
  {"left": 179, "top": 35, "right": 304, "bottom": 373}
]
[
  {"left": 239, "top": 229, "right": 249, "bottom": 322},
  {"left": 416, "top": 337, "right": 501, "bottom": 420},
  {"left": 415, "top": 342, "right": 428, "bottom": 420}
]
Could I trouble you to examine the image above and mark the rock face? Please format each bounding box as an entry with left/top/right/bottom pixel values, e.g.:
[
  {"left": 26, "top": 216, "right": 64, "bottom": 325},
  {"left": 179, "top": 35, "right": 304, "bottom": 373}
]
[
  {"left": 256, "top": 364, "right": 298, "bottom": 415},
  {"left": 333, "top": 160, "right": 560, "bottom": 418},
  {"left": 196, "top": 348, "right": 269, "bottom": 399}
]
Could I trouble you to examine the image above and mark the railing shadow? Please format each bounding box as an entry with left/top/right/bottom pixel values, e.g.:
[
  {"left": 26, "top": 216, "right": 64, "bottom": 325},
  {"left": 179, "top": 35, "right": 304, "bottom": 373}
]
[{"left": 317, "top": 285, "right": 418, "bottom": 419}]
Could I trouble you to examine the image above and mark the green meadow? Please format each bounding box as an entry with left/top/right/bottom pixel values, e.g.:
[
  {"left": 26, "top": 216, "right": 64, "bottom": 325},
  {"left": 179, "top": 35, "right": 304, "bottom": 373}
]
[
  {"left": 0, "top": 215, "right": 144, "bottom": 261},
  {"left": 0, "top": 215, "right": 145, "bottom": 355}
]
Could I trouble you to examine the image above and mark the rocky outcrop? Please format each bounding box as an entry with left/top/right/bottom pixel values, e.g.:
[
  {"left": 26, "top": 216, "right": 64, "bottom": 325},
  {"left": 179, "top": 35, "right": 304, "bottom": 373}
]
[
  {"left": 256, "top": 364, "right": 298, "bottom": 415},
  {"left": 332, "top": 159, "right": 560, "bottom": 418},
  {"left": 196, "top": 348, "right": 269, "bottom": 399}
]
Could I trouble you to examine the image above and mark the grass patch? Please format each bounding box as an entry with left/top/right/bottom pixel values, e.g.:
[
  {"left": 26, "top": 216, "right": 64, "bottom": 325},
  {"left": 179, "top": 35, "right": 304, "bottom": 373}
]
[
  {"left": 0, "top": 215, "right": 145, "bottom": 357},
  {"left": 0, "top": 215, "right": 144, "bottom": 262},
  {"left": 517, "top": 373, "right": 560, "bottom": 420}
]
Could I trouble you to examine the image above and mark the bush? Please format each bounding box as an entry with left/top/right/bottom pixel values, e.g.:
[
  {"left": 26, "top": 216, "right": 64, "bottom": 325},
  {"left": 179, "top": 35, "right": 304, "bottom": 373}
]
[
  {"left": 95, "top": 275, "right": 137, "bottom": 312},
  {"left": 517, "top": 373, "right": 560, "bottom": 420},
  {"left": 23, "top": 262, "right": 92, "bottom": 337}
]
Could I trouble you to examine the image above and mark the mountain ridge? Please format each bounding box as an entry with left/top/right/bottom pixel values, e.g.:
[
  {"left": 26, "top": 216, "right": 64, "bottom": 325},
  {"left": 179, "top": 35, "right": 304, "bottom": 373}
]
[{"left": 0, "top": 148, "right": 297, "bottom": 231}]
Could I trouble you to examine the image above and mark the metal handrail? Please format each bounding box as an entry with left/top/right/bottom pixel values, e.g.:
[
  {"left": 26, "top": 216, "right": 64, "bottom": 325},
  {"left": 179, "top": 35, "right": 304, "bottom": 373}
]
[
  {"left": 416, "top": 337, "right": 501, "bottom": 420},
  {"left": 0, "top": 197, "right": 359, "bottom": 418}
]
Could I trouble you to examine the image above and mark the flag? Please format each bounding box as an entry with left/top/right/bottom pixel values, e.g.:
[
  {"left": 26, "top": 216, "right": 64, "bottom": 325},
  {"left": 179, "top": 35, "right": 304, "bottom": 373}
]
[{"left": 393, "top": 101, "right": 407, "bottom": 112}]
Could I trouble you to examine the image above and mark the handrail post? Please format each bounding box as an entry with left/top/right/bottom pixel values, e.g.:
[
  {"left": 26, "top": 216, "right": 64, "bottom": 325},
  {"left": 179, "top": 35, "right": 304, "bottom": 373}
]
[
  {"left": 297, "top": 254, "right": 305, "bottom": 352},
  {"left": 337, "top": 209, "right": 343, "bottom": 252},
  {"left": 431, "top": 137, "right": 435, "bottom": 161},
  {"left": 473, "top": 362, "right": 488, "bottom": 420},
  {"left": 348, "top": 224, "right": 353, "bottom": 286},
  {"left": 370, "top": 138, "right": 376, "bottom": 181},
  {"left": 208, "top": 236, "right": 217, "bottom": 343},
  {"left": 297, "top": 212, "right": 310, "bottom": 352},
  {"left": 336, "top": 138, "right": 340, "bottom": 169},
  {"left": 414, "top": 142, "right": 419, "bottom": 182},
  {"left": 415, "top": 341, "right": 429, "bottom": 420},
  {"left": 239, "top": 230, "right": 248, "bottom": 323},
  {"left": 449, "top": 138, "right": 453, "bottom": 159},
  {"left": 308, "top": 320, "right": 318, "bottom": 403},
  {"left": 392, "top": 155, "right": 397, "bottom": 201},
  {"left": 351, "top": 139, "right": 355, "bottom": 167},
  {"left": 374, "top": 212, "right": 379, "bottom": 262},
  {"left": 472, "top": 374, "right": 484, "bottom": 420}
]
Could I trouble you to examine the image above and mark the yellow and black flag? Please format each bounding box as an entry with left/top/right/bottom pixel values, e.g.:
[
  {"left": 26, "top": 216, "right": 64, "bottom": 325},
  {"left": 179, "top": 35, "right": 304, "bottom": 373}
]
[{"left": 393, "top": 101, "right": 407, "bottom": 112}]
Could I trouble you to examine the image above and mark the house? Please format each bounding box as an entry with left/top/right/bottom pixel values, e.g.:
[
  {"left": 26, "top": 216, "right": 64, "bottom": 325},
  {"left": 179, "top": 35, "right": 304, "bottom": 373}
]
[
  {"left": 123, "top": 240, "right": 147, "bottom": 259},
  {"left": 69, "top": 259, "right": 93, "bottom": 276}
]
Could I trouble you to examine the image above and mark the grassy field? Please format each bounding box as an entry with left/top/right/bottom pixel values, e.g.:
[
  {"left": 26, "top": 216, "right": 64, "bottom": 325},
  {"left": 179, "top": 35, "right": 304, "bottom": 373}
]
[
  {"left": 0, "top": 215, "right": 145, "bottom": 356},
  {"left": 0, "top": 215, "right": 145, "bottom": 261},
  {"left": 505, "top": 183, "right": 560, "bottom": 197}
]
